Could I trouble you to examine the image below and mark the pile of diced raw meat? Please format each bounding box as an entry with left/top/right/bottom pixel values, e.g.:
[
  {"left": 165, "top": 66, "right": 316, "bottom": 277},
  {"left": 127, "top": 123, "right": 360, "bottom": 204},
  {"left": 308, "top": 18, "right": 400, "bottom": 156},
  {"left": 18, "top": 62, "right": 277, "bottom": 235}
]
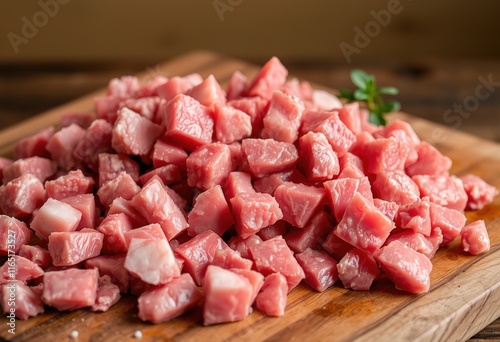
[{"left": 0, "top": 57, "right": 498, "bottom": 325}]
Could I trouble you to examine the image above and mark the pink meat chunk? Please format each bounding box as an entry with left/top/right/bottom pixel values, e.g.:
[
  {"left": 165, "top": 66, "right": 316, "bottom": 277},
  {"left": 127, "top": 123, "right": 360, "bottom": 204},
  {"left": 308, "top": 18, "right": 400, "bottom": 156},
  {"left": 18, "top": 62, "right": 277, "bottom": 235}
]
[
  {"left": 0, "top": 157, "right": 13, "bottom": 181},
  {"left": 337, "top": 102, "right": 362, "bottom": 134},
  {"left": 429, "top": 202, "right": 467, "bottom": 246},
  {"left": 252, "top": 171, "right": 292, "bottom": 195},
  {"left": 135, "top": 75, "right": 168, "bottom": 98},
  {"left": 112, "top": 107, "right": 163, "bottom": 156},
  {"left": 223, "top": 171, "right": 255, "bottom": 200},
  {"left": 261, "top": 91, "right": 304, "bottom": 143},
  {"left": 374, "top": 240, "right": 433, "bottom": 294},
  {"left": 360, "top": 137, "right": 409, "bottom": 174},
  {"left": 84, "top": 254, "right": 129, "bottom": 293},
  {"left": 285, "top": 210, "right": 332, "bottom": 253},
  {"left": 61, "top": 112, "right": 95, "bottom": 129},
  {"left": 227, "top": 234, "right": 263, "bottom": 260},
  {"left": 323, "top": 176, "right": 373, "bottom": 222},
  {"left": 42, "top": 268, "right": 98, "bottom": 311},
  {"left": 13, "top": 126, "right": 54, "bottom": 159},
  {"left": 97, "top": 213, "right": 133, "bottom": 254},
  {"left": 30, "top": 198, "right": 82, "bottom": 241},
  {"left": 124, "top": 238, "right": 180, "bottom": 285},
  {"left": 274, "top": 182, "right": 325, "bottom": 228},
  {"left": 230, "top": 268, "right": 264, "bottom": 303},
  {"left": 373, "top": 198, "right": 399, "bottom": 221},
  {"left": 256, "top": 272, "right": 288, "bottom": 317},
  {"left": 0, "top": 256, "right": 44, "bottom": 284},
  {"left": 335, "top": 193, "right": 395, "bottom": 254},
  {"left": 311, "top": 112, "right": 356, "bottom": 158},
  {"left": 258, "top": 220, "right": 288, "bottom": 241},
  {"left": 123, "top": 223, "right": 166, "bottom": 247},
  {"left": 226, "top": 70, "right": 248, "bottom": 101},
  {"left": 230, "top": 192, "right": 283, "bottom": 238},
  {"left": 107, "top": 75, "right": 140, "bottom": 98},
  {"left": 213, "top": 104, "right": 252, "bottom": 144},
  {"left": 0, "top": 215, "right": 32, "bottom": 256},
  {"left": 48, "top": 230, "right": 104, "bottom": 266},
  {"left": 246, "top": 56, "right": 288, "bottom": 100},
  {"left": 372, "top": 170, "right": 420, "bottom": 205},
  {"left": 186, "top": 143, "right": 233, "bottom": 191},
  {"left": 98, "top": 153, "right": 140, "bottom": 187},
  {"left": 175, "top": 230, "right": 228, "bottom": 286},
  {"left": 296, "top": 248, "right": 338, "bottom": 292},
  {"left": 228, "top": 97, "right": 269, "bottom": 137},
  {"left": 46, "top": 123, "right": 86, "bottom": 170},
  {"left": 337, "top": 248, "right": 380, "bottom": 290},
  {"left": 2, "top": 156, "right": 56, "bottom": 184},
  {"left": 188, "top": 185, "right": 233, "bottom": 237},
  {"left": 91, "top": 275, "right": 121, "bottom": 312},
  {"left": 60, "top": 193, "right": 96, "bottom": 230},
  {"left": 460, "top": 174, "right": 499, "bottom": 210},
  {"left": 73, "top": 119, "right": 113, "bottom": 170},
  {"left": 396, "top": 197, "right": 431, "bottom": 236},
  {"left": 130, "top": 178, "right": 188, "bottom": 240},
  {"left": 138, "top": 273, "right": 202, "bottom": 323},
  {"left": 45, "top": 169, "right": 95, "bottom": 200},
  {"left": 461, "top": 220, "right": 490, "bottom": 255},
  {"left": 311, "top": 89, "right": 342, "bottom": 111},
  {"left": 322, "top": 228, "right": 354, "bottom": 261},
  {"left": 119, "top": 96, "right": 162, "bottom": 123},
  {"left": 338, "top": 152, "right": 365, "bottom": 179},
  {"left": 202, "top": 265, "right": 253, "bottom": 325},
  {"left": 299, "top": 110, "right": 332, "bottom": 136},
  {"left": 163, "top": 94, "right": 214, "bottom": 151},
  {"left": 19, "top": 245, "right": 51, "bottom": 268},
  {"left": 185, "top": 74, "right": 226, "bottom": 107},
  {"left": 94, "top": 95, "right": 121, "bottom": 123},
  {"left": 242, "top": 138, "right": 298, "bottom": 178},
  {"left": 405, "top": 141, "right": 452, "bottom": 176},
  {"left": 139, "top": 164, "right": 184, "bottom": 187},
  {"left": 152, "top": 138, "right": 188, "bottom": 169},
  {"left": 107, "top": 197, "right": 148, "bottom": 228},
  {"left": 385, "top": 230, "right": 438, "bottom": 259},
  {"left": 211, "top": 248, "right": 253, "bottom": 270},
  {"left": 412, "top": 175, "right": 468, "bottom": 211},
  {"left": 1, "top": 283, "right": 44, "bottom": 320},
  {"left": 156, "top": 76, "right": 195, "bottom": 102},
  {"left": 97, "top": 171, "right": 140, "bottom": 207},
  {"left": 299, "top": 131, "right": 340, "bottom": 181},
  {"left": 380, "top": 119, "right": 421, "bottom": 146},
  {"left": 249, "top": 235, "right": 304, "bottom": 291},
  {"left": 0, "top": 174, "right": 46, "bottom": 218}
]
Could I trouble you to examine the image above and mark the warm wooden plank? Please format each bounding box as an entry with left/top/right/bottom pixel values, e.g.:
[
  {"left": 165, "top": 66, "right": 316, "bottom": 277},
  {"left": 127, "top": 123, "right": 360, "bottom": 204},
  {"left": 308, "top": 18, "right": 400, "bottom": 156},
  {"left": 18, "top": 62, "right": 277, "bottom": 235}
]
[{"left": 0, "top": 52, "right": 498, "bottom": 342}]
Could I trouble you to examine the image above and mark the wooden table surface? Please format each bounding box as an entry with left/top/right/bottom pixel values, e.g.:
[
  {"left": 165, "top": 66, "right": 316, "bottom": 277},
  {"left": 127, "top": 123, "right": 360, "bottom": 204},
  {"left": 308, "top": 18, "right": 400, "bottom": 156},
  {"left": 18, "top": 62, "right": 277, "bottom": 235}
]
[{"left": 0, "top": 51, "right": 499, "bottom": 341}]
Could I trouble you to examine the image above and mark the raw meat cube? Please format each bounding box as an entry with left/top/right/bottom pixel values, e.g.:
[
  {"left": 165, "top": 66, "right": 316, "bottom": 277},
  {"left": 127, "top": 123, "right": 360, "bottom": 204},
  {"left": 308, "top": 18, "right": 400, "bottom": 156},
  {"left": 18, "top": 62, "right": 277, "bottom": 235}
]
[
  {"left": 139, "top": 164, "right": 184, "bottom": 186},
  {"left": 130, "top": 178, "right": 188, "bottom": 240},
  {"left": 256, "top": 273, "right": 288, "bottom": 316},
  {"left": 45, "top": 169, "right": 95, "bottom": 200},
  {"left": 380, "top": 119, "right": 420, "bottom": 146},
  {"left": 13, "top": 126, "right": 54, "bottom": 159},
  {"left": 98, "top": 153, "right": 140, "bottom": 187},
  {"left": 48, "top": 229, "right": 104, "bottom": 266},
  {"left": 374, "top": 240, "right": 433, "bottom": 294},
  {"left": 186, "top": 143, "right": 233, "bottom": 191},
  {"left": 361, "top": 137, "right": 409, "bottom": 174},
  {"left": 156, "top": 76, "right": 195, "bottom": 101},
  {"left": 107, "top": 197, "right": 147, "bottom": 228},
  {"left": 296, "top": 248, "right": 338, "bottom": 292},
  {"left": 31, "top": 198, "right": 82, "bottom": 241},
  {"left": 228, "top": 97, "right": 269, "bottom": 137},
  {"left": 0, "top": 174, "right": 46, "bottom": 218},
  {"left": 188, "top": 185, "right": 233, "bottom": 236},
  {"left": 373, "top": 198, "right": 399, "bottom": 221},
  {"left": 107, "top": 75, "right": 140, "bottom": 98},
  {"left": 112, "top": 107, "right": 163, "bottom": 156},
  {"left": 249, "top": 235, "right": 305, "bottom": 291},
  {"left": 285, "top": 210, "right": 332, "bottom": 253},
  {"left": 461, "top": 220, "right": 490, "bottom": 255},
  {"left": 0, "top": 157, "right": 13, "bottom": 181},
  {"left": 226, "top": 70, "right": 248, "bottom": 101},
  {"left": 203, "top": 265, "right": 253, "bottom": 325},
  {"left": 337, "top": 102, "right": 362, "bottom": 134},
  {"left": 73, "top": 119, "right": 113, "bottom": 170},
  {"left": 185, "top": 74, "right": 226, "bottom": 107},
  {"left": 299, "top": 131, "right": 339, "bottom": 181},
  {"left": 0, "top": 215, "right": 32, "bottom": 256},
  {"left": 405, "top": 141, "right": 452, "bottom": 176},
  {"left": 119, "top": 96, "right": 162, "bottom": 123},
  {"left": 258, "top": 220, "right": 288, "bottom": 241},
  {"left": 337, "top": 248, "right": 380, "bottom": 290},
  {"left": 246, "top": 56, "right": 288, "bottom": 100},
  {"left": 335, "top": 193, "right": 395, "bottom": 254},
  {"left": 138, "top": 273, "right": 202, "bottom": 323},
  {"left": 230, "top": 268, "right": 265, "bottom": 303},
  {"left": 213, "top": 104, "right": 252, "bottom": 144},
  {"left": 252, "top": 171, "right": 293, "bottom": 195},
  {"left": 135, "top": 75, "right": 168, "bottom": 98},
  {"left": 84, "top": 254, "right": 129, "bottom": 293},
  {"left": 460, "top": 174, "right": 499, "bottom": 210},
  {"left": 91, "top": 275, "right": 121, "bottom": 312},
  {"left": 429, "top": 202, "right": 467, "bottom": 246},
  {"left": 0, "top": 283, "right": 44, "bottom": 320},
  {"left": 385, "top": 230, "right": 437, "bottom": 260},
  {"left": 372, "top": 170, "right": 420, "bottom": 206},
  {"left": 274, "top": 182, "right": 325, "bottom": 228},
  {"left": 97, "top": 171, "right": 140, "bottom": 207},
  {"left": 230, "top": 192, "right": 283, "bottom": 238},
  {"left": 223, "top": 171, "right": 255, "bottom": 200},
  {"left": 0, "top": 256, "right": 44, "bottom": 284},
  {"left": 211, "top": 248, "right": 253, "bottom": 270},
  {"left": 42, "top": 268, "right": 99, "bottom": 311},
  {"left": 311, "top": 112, "right": 356, "bottom": 157},
  {"left": 323, "top": 176, "right": 373, "bottom": 222},
  {"left": 299, "top": 110, "right": 333, "bottom": 136},
  {"left": 2, "top": 156, "right": 56, "bottom": 184},
  {"left": 396, "top": 197, "right": 432, "bottom": 236},
  {"left": 19, "top": 245, "right": 51, "bottom": 268},
  {"left": 227, "top": 234, "right": 263, "bottom": 260},
  {"left": 261, "top": 90, "right": 304, "bottom": 143},
  {"left": 175, "top": 230, "right": 228, "bottom": 285},
  {"left": 46, "top": 123, "right": 86, "bottom": 169},
  {"left": 163, "top": 94, "right": 214, "bottom": 151},
  {"left": 124, "top": 238, "right": 180, "bottom": 285},
  {"left": 97, "top": 213, "right": 133, "bottom": 254},
  {"left": 152, "top": 138, "right": 188, "bottom": 169},
  {"left": 95, "top": 95, "right": 121, "bottom": 123},
  {"left": 61, "top": 193, "right": 97, "bottom": 230},
  {"left": 123, "top": 223, "right": 166, "bottom": 246},
  {"left": 311, "top": 90, "right": 342, "bottom": 111},
  {"left": 412, "top": 175, "right": 468, "bottom": 211},
  {"left": 242, "top": 138, "right": 298, "bottom": 178},
  {"left": 322, "top": 228, "right": 354, "bottom": 262}
]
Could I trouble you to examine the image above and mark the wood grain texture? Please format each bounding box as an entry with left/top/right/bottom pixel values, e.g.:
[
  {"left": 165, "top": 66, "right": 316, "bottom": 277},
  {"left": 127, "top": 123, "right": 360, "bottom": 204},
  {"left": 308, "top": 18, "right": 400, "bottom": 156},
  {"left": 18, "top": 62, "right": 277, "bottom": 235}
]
[{"left": 0, "top": 51, "right": 498, "bottom": 342}]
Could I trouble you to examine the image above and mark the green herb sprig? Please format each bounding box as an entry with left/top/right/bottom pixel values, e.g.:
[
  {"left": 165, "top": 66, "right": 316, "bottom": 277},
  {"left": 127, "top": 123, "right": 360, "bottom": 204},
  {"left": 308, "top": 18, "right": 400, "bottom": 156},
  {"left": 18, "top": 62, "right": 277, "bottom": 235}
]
[{"left": 338, "top": 69, "right": 400, "bottom": 126}]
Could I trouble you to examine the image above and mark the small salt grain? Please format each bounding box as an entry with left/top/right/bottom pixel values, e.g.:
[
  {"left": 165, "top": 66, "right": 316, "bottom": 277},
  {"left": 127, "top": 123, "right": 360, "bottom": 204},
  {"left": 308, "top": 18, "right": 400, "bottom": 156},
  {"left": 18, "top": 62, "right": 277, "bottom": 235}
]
[
  {"left": 69, "top": 330, "right": 79, "bottom": 339},
  {"left": 134, "top": 330, "right": 143, "bottom": 339}
]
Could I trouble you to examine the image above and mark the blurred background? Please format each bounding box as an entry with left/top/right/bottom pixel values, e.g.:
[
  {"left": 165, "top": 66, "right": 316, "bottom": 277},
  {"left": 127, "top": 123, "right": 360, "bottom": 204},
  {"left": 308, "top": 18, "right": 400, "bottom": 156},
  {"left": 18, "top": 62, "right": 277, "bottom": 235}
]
[{"left": 0, "top": 0, "right": 499, "bottom": 141}]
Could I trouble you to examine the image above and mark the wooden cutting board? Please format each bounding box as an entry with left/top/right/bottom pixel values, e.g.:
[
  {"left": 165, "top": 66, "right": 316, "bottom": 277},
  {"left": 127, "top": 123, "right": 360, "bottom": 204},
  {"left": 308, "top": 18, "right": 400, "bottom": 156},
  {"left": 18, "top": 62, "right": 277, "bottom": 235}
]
[{"left": 0, "top": 51, "right": 498, "bottom": 342}]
